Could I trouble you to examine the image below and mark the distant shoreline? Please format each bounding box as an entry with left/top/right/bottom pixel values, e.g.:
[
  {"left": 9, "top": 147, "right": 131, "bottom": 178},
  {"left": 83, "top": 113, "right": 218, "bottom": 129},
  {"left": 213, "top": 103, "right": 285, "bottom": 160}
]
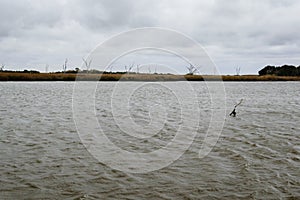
[{"left": 1, "top": 72, "right": 300, "bottom": 81}]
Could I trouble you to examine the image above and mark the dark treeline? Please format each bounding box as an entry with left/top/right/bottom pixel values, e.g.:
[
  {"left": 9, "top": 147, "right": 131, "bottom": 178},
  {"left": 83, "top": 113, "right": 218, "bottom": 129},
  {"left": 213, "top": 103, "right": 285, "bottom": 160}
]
[
  {"left": 259, "top": 65, "right": 300, "bottom": 76},
  {"left": 0, "top": 69, "right": 133, "bottom": 74},
  {"left": 0, "top": 69, "right": 40, "bottom": 74}
]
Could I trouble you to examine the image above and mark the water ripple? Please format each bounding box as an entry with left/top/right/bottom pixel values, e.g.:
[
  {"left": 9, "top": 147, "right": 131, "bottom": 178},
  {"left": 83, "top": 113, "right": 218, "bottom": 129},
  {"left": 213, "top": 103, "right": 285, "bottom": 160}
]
[{"left": 0, "top": 82, "right": 299, "bottom": 199}]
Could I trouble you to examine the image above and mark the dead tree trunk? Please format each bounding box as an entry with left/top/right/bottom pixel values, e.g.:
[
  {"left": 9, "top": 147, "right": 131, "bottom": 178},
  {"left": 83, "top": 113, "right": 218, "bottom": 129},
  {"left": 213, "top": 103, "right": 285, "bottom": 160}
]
[
  {"left": 136, "top": 64, "right": 140, "bottom": 74},
  {"left": 63, "top": 58, "right": 68, "bottom": 73},
  {"left": 82, "top": 57, "right": 92, "bottom": 72},
  {"left": 236, "top": 67, "right": 241, "bottom": 76}
]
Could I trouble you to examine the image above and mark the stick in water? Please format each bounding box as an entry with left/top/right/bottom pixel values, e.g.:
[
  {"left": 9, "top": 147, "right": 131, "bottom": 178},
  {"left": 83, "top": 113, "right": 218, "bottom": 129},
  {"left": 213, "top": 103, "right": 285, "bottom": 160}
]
[{"left": 230, "top": 99, "right": 243, "bottom": 117}]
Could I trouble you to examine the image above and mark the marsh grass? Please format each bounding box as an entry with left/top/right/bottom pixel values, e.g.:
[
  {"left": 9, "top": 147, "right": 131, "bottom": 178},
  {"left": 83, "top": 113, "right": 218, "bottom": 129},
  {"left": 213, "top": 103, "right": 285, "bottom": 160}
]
[{"left": 0, "top": 72, "right": 300, "bottom": 81}]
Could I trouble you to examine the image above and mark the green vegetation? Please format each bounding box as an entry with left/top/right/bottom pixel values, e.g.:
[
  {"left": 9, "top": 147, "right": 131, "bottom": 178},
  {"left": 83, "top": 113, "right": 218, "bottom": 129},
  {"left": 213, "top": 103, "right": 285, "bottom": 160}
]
[{"left": 259, "top": 65, "right": 300, "bottom": 76}]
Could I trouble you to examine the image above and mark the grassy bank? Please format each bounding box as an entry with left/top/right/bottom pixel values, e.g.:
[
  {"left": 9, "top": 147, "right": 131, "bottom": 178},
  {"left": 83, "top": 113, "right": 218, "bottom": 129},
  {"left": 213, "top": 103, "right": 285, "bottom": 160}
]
[{"left": 0, "top": 72, "right": 300, "bottom": 81}]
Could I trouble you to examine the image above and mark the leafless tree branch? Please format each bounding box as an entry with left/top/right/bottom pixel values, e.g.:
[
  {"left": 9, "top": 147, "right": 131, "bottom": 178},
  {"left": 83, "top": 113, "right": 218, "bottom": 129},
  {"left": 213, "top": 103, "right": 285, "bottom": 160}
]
[
  {"left": 186, "top": 64, "right": 197, "bottom": 75},
  {"left": 82, "top": 57, "right": 92, "bottom": 72}
]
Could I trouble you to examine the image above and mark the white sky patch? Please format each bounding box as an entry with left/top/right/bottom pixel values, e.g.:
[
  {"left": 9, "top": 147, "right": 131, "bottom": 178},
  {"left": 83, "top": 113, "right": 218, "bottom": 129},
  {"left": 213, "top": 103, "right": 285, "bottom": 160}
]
[{"left": 0, "top": 0, "right": 300, "bottom": 74}]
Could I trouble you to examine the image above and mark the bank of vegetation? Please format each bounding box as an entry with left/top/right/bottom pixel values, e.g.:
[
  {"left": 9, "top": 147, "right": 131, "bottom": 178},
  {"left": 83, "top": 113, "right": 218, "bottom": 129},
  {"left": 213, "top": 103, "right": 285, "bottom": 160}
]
[
  {"left": 1, "top": 64, "right": 300, "bottom": 81},
  {"left": 1, "top": 72, "right": 300, "bottom": 81}
]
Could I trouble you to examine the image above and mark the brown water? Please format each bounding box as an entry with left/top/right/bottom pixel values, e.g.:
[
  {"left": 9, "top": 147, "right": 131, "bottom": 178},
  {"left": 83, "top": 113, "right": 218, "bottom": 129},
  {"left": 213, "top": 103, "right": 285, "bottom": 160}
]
[{"left": 0, "top": 82, "right": 299, "bottom": 199}]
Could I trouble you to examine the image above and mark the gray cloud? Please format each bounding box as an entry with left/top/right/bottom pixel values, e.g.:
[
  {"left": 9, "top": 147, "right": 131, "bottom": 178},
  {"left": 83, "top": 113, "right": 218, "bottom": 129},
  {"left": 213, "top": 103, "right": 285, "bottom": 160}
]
[{"left": 0, "top": 0, "right": 300, "bottom": 74}]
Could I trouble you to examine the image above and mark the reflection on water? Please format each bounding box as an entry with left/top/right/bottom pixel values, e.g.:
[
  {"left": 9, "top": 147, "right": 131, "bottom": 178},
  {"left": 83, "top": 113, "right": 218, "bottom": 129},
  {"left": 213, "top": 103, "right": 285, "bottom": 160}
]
[{"left": 0, "top": 82, "right": 299, "bottom": 199}]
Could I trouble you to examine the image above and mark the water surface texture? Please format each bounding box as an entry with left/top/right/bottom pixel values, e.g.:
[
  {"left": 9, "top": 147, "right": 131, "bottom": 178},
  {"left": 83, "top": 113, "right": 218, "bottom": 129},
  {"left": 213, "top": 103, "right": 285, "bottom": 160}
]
[{"left": 0, "top": 82, "right": 299, "bottom": 199}]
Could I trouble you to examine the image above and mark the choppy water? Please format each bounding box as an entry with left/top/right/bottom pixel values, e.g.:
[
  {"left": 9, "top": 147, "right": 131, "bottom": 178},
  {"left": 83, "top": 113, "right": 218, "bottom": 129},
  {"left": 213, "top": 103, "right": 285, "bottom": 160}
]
[{"left": 0, "top": 82, "right": 299, "bottom": 199}]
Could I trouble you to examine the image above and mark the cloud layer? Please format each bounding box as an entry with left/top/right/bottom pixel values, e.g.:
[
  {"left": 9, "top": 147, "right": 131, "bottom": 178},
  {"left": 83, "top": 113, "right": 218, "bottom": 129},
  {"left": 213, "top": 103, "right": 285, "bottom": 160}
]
[{"left": 1, "top": 0, "right": 300, "bottom": 74}]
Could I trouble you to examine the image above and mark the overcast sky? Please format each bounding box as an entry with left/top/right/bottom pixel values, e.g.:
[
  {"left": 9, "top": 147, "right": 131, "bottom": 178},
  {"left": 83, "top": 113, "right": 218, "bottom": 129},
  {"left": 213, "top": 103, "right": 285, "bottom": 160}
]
[{"left": 1, "top": 0, "right": 300, "bottom": 74}]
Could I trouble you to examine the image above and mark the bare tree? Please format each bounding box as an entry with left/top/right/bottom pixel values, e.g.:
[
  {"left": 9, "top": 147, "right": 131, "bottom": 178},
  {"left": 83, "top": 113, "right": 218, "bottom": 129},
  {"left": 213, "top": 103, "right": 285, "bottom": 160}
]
[
  {"left": 128, "top": 63, "right": 134, "bottom": 73},
  {"left": 186, "top": 64, "right": 197, "bottom": 75},
  {"left": 63, "top": 58, "right": 68, "bottom": 73},
  {"left": 236, "top": 67, "right": 241, "bottom": 76},
  {"left": 82, "top": 57, "right": 92, "bottom": 72},
  {"left": 0, "top": 64, "right": 4, "bottom": 71},
  {"left": 124, "top": 63, "right": 134, "bottom": 73},
  {"left": 148, "top": 67, "right": 151, "bottom": 74},
  {"left": 45, "top": 64, "right": 49, "bottom": 73},
  {"left": 136, "top": 64, "right": 140, "bottom": 74}
]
